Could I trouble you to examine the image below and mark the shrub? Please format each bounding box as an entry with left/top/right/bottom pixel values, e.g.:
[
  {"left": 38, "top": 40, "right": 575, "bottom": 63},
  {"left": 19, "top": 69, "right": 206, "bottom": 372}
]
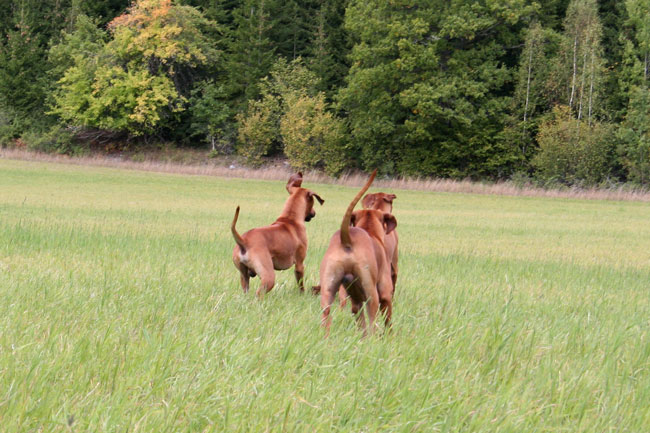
[
  {"left": 235, "top": 57, "right": 348, "bottom": 172},
  {"left": 236, "top": 97, "right": 280, "bottom": 167},
  {"left": 617, "top": 127, "right": 650, "bottom": 185},
  {"left": 20, "top": 126, "right": 75, "bottom": 154},
  {"left": 533, "top": 106, "right": 617, "bottom": 186},
  {"left": 281, "top": 93, "right": 347, "bottom": 176},
  {"left": 0, "top": 108, "right": 15, "bottom": 147},
  {"left": 189, "top": 81, "right": 231, "bottom": 152},
  {"left": 616, "top": 88, "right": 650, "bottom": 185}
]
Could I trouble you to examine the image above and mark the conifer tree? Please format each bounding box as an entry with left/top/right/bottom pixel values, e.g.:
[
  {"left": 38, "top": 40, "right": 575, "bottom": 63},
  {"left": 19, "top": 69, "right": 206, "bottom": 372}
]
[
  {"left": 0, "top": 1, "right": 50, "bottom": 133},
  {"left": 617, "top": 0, "right": 650, "bottom": 184},
  {"left": 225, "top": 0, "right": 277, "bottom": 106},
  {"left": 272, "top": 0, "right": 315, "bottom": 60},
  {"left": 339, "top": 0, "right": 537, "bottom": 177},
  {"left": 598, "top": 0, "right": 628, "bottom": 120},
  {"left": 307, "top": 0, "right": 349, "bottom": 93}
]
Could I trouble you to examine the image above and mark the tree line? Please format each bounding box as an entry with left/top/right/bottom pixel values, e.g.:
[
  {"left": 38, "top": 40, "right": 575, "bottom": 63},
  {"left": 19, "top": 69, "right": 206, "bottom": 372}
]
[{"left": 0, "top": 0, "right": 648, "bottom": 185}]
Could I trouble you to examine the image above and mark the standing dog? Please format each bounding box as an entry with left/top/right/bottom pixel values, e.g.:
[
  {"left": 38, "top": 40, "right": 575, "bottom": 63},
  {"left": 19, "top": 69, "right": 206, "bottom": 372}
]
[
  {"left": 319, "top": 170, "right": 397, "bottom": 335},
  {"left": 361, "top": 192, "right": 398, "bottom": 291},
  {"left": 338, "top": 191, "right": 399, "bottom": 307},
  {"left": 231, "top": 173, "right": 324, "bottom": 297}
]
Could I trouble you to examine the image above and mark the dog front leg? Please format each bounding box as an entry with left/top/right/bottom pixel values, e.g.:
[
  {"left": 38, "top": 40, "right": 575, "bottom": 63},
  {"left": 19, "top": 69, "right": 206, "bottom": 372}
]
[
  {"left": 391, "top": 244, "right": 399, "bottom": 293},
  {"left": 294, "top": 261, "right": 305, "bottom": 293},
  {"left": 364, "top": 288, "right": 380, "bottom": 335},
  {"left": 379, "top": 297, "right": 393, "bottom": 330},
  {"left": 378, "top": 271, "right": 393, "bottom": 329}
]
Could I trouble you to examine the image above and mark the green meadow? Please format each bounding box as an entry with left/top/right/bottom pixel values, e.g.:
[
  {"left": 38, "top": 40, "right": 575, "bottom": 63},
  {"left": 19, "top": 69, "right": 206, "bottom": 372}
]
[{"left": 1, "top": 158, "right": 649, "bottom": 432}]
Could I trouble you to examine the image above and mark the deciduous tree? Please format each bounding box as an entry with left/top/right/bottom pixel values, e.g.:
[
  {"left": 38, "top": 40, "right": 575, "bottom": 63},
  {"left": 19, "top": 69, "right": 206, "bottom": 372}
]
[{"left": 51, "top": 0, "right": 218, "bottom": 136}]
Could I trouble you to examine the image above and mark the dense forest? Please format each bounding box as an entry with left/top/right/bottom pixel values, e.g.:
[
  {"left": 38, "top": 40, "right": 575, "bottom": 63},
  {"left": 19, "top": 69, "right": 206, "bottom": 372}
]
[{"left": 0, "top": 0, "right": 648, "bottom": 185}]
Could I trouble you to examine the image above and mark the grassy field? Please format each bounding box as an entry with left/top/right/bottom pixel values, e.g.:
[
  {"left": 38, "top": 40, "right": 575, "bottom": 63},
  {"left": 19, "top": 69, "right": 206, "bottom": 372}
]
[{"left": 1, "top": 157, "right": 649, "bottom": 432}]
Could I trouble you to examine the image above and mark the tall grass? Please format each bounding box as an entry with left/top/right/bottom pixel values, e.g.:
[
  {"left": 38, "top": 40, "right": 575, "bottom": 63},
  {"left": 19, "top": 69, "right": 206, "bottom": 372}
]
[{"left": 1, "top": 158, "right": 649, "bottom": 432}]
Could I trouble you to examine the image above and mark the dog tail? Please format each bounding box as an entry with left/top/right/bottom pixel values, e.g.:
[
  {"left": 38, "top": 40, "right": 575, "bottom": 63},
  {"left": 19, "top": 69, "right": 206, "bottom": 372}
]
[
  {"left": 231, "top": 206, "right": 246, "bottom": 253},
  {"left": 340, "top": 169, "right": 377, "bottom": 248}
]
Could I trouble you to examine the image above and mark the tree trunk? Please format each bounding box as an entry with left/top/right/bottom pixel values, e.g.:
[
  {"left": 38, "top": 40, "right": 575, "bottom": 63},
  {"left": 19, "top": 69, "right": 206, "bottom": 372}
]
[
  {"left": 523, "top": 47, "right": 533, "bottom": 126},
  {"left": 577, "top": 48, "right": 588, "bottom": 121},
  {"left": 569, "top": 35, "right": 578, "bottom": 108},
  {"left": 588, "top": 47, "right": 595, "bottom": 126}
]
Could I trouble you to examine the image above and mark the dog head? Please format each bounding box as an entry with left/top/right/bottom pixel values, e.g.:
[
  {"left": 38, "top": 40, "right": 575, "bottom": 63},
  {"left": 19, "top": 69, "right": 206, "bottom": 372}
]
[
  {"left": 285, "top": 173, "right": 324, "bottom": 222},
  {"left": 303, "top": 189, "right": 325, "bottom": 222},
  {"left": 350, "top": 209, "right": 397, "bottom": 240},
  {"left": 362, "top": 192, "right": 396, "bottom": 214}
]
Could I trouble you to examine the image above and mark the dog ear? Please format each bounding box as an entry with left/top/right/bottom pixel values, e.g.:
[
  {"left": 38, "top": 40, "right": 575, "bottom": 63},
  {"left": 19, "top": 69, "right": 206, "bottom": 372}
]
[
  {"left": 383, "top": 213, "right": 397, "bottom": 234},
  {"left": 309, "top": 191, "right": 324, "bottom": 205},
  {"left": 384, "top": 194, "right": 396, "bottom": 203},
  {"left": 361, "top": 194, "right": 375, "bottom": 209},
  {"left": 286, "top": 172, "right": 303, "bottom": 194}
]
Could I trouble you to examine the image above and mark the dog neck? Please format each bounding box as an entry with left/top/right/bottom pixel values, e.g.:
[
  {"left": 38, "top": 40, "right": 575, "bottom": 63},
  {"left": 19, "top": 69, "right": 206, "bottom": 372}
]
[
  {"left": 353, "top": 211, "right": 386, "bottom": 245},
  {"left": 277, "top": 190, "right": 307, "bottom": 224}
]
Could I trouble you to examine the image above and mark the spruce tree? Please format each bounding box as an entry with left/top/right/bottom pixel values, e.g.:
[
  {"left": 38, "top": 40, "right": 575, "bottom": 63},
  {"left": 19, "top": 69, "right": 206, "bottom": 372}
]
[
  {"left": 225, "top": 0, "right": 278, "bottom": 107},
  {"left": 272, "top": 0, "right": 315, "bottom": 60},
  {"left": 307, "top": 0, "right": 349, "bottom": 94},
  {"left": 598, "top": 0, "right": 628, "bottom": 120},
  {"left": 617, "top": 0, "right": 650, "bottom": 184},
  {"left": 0, "top": 1, "right": 51, "bottom": 134},
  {"left": 339, "top": 0, "right": 537, "bottom": 177}
]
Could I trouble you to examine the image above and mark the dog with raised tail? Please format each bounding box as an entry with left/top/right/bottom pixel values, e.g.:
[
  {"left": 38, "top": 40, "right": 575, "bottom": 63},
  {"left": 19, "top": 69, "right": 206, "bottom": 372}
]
[
  {"left": 338, "top": 191, "right": 399, "bottom": 307},
  {"left": 318, "top": 170, "right": 396, "bottom": 335},
  {"left": 231, "top": 172, "right": 324, "bottom": 297}
]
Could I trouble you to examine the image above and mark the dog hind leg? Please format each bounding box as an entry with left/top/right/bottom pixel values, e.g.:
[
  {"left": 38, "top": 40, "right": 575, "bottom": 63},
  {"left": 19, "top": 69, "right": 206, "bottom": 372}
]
[
  {"left": 338, "top": 286, "right": 348, "bottom": 308},
  {"left": 238, "top": 264, "right": 250, "bottom": 293},
  {"left": 337, "top": 274, "right": 355, "bottom": 308},
  {"left": 354, "top": 267, "right": 379, "bottom": 335},
  {"left": 249, "top": 253, "right": 275, "bottom": 298},
  {"left": 320, "top": 269, "right": 345, "bottom": 337},
  {"left": 350, "top": 299, "right": 366, "bottom": 333}
]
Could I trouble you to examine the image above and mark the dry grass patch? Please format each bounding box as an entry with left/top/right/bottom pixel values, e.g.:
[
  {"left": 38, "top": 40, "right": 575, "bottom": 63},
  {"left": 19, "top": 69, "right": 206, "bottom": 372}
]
[{"left": 2, "top": 147, "right": 650, "bottom": 202}]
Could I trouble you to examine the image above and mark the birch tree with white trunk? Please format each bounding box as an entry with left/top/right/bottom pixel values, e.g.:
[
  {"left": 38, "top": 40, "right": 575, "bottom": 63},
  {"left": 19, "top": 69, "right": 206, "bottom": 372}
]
[{"left": 551, "top": 0, "right": 604, "bottom": 122}]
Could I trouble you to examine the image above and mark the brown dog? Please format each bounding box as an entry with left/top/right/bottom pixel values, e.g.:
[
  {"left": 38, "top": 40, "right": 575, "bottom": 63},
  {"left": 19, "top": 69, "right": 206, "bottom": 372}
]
[
  {"left": 362, "top": 192, "right": 398, "bottom": 290},
  {"left": 338, "top": 192, "right": 399, "bottom": 307},
  {"left": 319, "top": 170, "right": 396, "bottom": 335},
  {"left": 231, "top": 173, "right": 324, "bottom": 297},
  {"left": 362, "top": 192, "right": 396, "bottom": 213}
]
